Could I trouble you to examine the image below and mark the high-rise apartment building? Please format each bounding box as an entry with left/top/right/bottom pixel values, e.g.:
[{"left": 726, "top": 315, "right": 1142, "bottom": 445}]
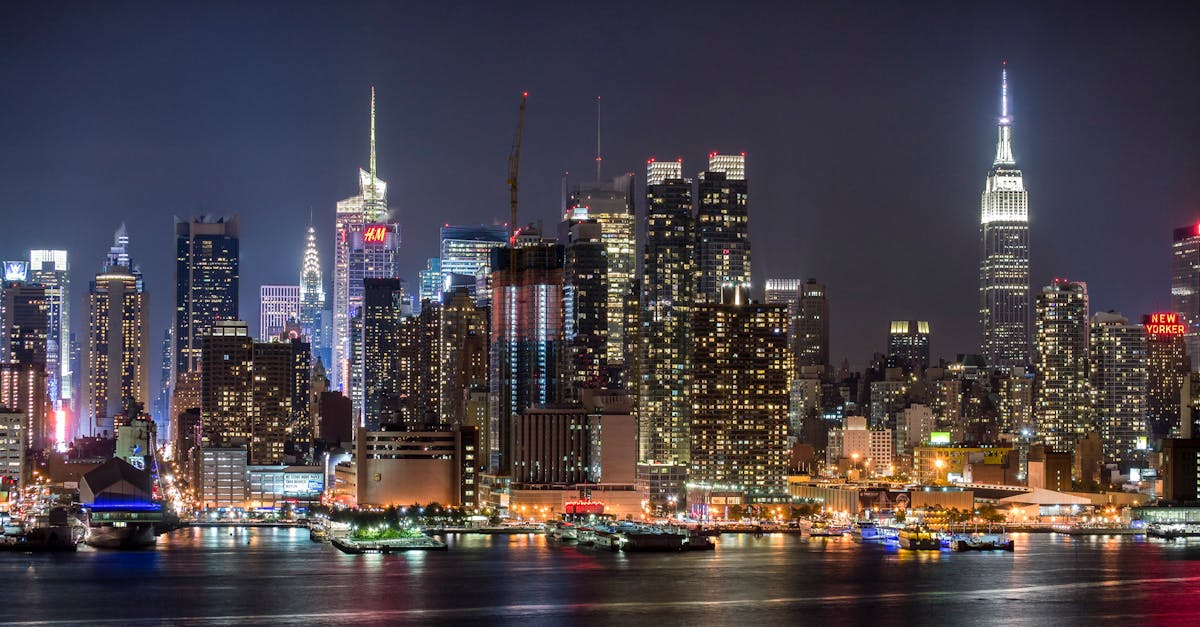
[
  {"left": 332, "top": 88, "right": 400, "bottom": 393},
  {"left": 1034, "top": 279, "right": 1090, "bottom": 452},
  {"left": 489, "top": 243, "right": 566, "bottom": 472},
  {"left": 29, "top": 250, "right": 70, "bottom": 409},
  {"left": 259, "top": 285, "right": 300, "bottom": 340},
  {"left": 695, "top": 153, "right": 750, "bottom": 303},
  {"left": 1089, "top": 312, "right": 1148, "bottom": 468},
  {"left": 569, "top": 175, "right": 635, "bottom": 380},
  {"left": 84, "top": 232, "right": 149, "bottom": 437},
  {"left": 0, "top": 363, "right": 46, "bottom": 450},
  {"left": 639, "top": 159, "right": 694, "bottom": 469},
  {"left": 299, "top": 226, "right": 326, "bottom": 364},
  {"left": 563, "top": 221, "right": 608, "bottom": 393},
  {"left": 1, "top": 280, "right": 49, "bottom": 369},
  {"left": 200, "top": 320, "right": 298, "bottom": 465},
  {"left": 361, "top": 278, "right": 403, "bottom": 430},
  {"left": 979, "top": 65, "right": 1031, "bottom": 370},
  {"left": 1144, "top": 312, "right": 1189, "bottom": 438},
  {"left": 690, "top": 285, "right": 790, "bottom": 498},
  {"left": 794, "top": 279, "right": 830, "bottom": 368},
  {"left": 174, "top": 215, "right": 240, "bottom": 382},
  {"left": 887, "top": 320, "right": 931, "bottom": 371},
  {"left": 439, "top": 287, "right": 488, "bottom": 427}
]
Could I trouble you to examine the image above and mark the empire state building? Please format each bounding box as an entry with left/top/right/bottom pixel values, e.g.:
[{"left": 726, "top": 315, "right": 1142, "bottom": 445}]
[{"left": 979, "top": 64, "right": 1031, "bottom": 369}]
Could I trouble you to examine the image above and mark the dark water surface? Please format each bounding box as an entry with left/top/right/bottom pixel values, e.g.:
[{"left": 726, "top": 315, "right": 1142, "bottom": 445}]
[{"left": 4, "top": 528, "right": 1200, "bottom": 625}]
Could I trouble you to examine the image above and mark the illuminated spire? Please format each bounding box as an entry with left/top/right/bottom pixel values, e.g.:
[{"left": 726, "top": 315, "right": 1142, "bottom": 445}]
[
  {"left": 369, "top": 86, "right": 377, "bottom": 178},
  {"left": 994, "top": 62, "right": 1015, "bottom": 165},
  {"left": 301, "top": 225, "right": 324, "bottom": 305}
]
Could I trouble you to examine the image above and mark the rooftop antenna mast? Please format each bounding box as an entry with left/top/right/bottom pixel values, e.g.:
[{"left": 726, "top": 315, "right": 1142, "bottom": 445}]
[{"left": 595, "top": 96, "right": 602, "bottom": 181}]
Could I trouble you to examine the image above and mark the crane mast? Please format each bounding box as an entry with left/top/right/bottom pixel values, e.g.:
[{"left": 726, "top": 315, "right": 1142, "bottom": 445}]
[{"left": 506, "top": 92, "right": 528, "bottom": 245}]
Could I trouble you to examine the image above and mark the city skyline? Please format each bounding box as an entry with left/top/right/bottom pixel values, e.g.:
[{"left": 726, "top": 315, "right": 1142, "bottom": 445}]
[{"left": 2, "top": 4, "right": 1197, "bottom": 374}]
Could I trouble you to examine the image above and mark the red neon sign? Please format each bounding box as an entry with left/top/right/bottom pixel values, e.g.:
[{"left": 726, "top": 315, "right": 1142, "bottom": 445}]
[
  {"left": 1144, "top": 312, "right": 1187, "bottom": 336},
  {"left": 363, "top": 225, "right": 388, "bottom": 244}
]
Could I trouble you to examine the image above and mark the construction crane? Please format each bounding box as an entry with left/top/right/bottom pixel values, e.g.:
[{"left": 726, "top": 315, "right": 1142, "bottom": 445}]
[{"left": 506, "top": 91, "right": 528, "bottom": 245}]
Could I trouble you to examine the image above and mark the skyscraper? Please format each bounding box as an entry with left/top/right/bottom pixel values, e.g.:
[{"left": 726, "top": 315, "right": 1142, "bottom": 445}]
[
  {"left": 695, "top": 153, "right": 750, "bottom": 303},
  {"left": 439, "top": 224, "right": 508, "bottom": 305},
  {"left": 200, "top": 320, "right": 297, "bottom": 465},
  {"left": 1034, "top": 279, "right": 1090, "bottom": 453},
  {"left": 361, "top": 278, "right": 403, "bottom": 430},
  {"left": 1, "top": 279, "right": 48, "bottom": 370},
  {"left": 174, "top": 215, "right": 240, "bottom": 382},
  {"left": 438, "top": 287, "right": 488, "bottom": 430},
  {"left": 1144, "top": 312, "right": 1189, "bottom": 438},
  {"left": 333, "top": 88, "right": 400, "bottom": 394},
  {"left": 690, "top": 285, "right": 790, "bottom": 498},
  {"left": 639, "top": 159, "right": 694, "bottom": 468},
  {"left": 569, "top": 175, "right": 635, "bottom": 382},
  {"left": 1089, "top": 312, "right": 1147, "bottom": 469},
  {"left": 887, "top": 320, "right": 931, "bottom": 371},
  {"left": 979, "top": 65, "right": 1031, "bottom": 370},
  {"left": 29, "top": 250, "right": 70, "bottom": 410},
  {"left": 489, "top": 243, "right": 566, "bottom": 472},
  {"left": 84, "top": 229, "right": 149, "bottom": 437},
  {"left": 794, "top": 279, "right": 830, "bottom": 368},
  {"left": 418, "top": 258, "right": 442, "bottom": 309},
  {"left": 563, "top": 221, "right": 608, "bottom": 393},
  {"left": 299, "top": 226, "right": 326, "bottom": 362},
  {"left": 1171, "top": 223, "right": 1200, "bottom": 362},
  {"left": 259, "top": 285, "right": 300, "bottom": 340}
]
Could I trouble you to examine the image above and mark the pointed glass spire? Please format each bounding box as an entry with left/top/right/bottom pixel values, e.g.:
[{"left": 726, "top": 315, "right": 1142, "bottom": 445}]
[{"left": 994, "top": 62, "right": 1015, "bottom": 165}]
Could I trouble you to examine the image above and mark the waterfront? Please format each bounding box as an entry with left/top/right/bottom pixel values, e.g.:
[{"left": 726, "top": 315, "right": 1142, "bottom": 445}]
[{"left": 3, "top": 529, "right": 1200, "bottom": 624}]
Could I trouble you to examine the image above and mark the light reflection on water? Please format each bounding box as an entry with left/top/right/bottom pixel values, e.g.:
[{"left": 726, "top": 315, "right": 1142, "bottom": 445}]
[{"left": 3, "top": 529, "right": 1200, "bottom": 624}]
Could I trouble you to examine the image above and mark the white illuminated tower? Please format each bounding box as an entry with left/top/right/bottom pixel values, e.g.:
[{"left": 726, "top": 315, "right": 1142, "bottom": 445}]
[
  {"left": 299, "top": 225, "right": 325, "bottom": 357},
  {"left": 332, "top": 87, "right": 400, "bottom": 404},
  {"left": 979, "top": 64, "right": 1031, "bottom": 369}
]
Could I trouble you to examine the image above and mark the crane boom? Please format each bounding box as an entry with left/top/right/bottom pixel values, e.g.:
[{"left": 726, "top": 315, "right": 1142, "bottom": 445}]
[{"left": 507, "top": 92, "right": 528, "bottom": 245}]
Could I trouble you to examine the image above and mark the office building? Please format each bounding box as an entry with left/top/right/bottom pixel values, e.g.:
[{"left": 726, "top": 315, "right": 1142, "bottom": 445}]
[
  {"left": 489, "top": 243, "right": 566, "bottom": 472},
  {"left": 510, "top": 389, "right": 636, "bottom": 485},
  {"left": 887, "top": 320, "right": 931, "bottom": 371},
  {"left": 29, "top": 250, "right": 70, "bottom": 409},
  {"left": 1089, "top": 312, "right": 1148, "bottom": 469},
  {"left": 695, "top": 153, "right": 751, "bottom": 303},
  {"left": 1172, "top": 223, "right": 1200, "bottom": 362},
  {"left": 336, "top": 426, "right": 476, "bottom": 508},
  {"left": 1162, "top": 438, "right": 1200, "bottom": 502},
  {"left": 690, "top": 285, "right": 790, "bottom": 498},
  {"left": 174, "top": 215, "right": 240, "bottom": 382},
  {"left": 332, "top": 88, "right": 400, "bottom": 393},
  {"left": 639, "top": 158, "right": 694, "bottom": 478},
  {"left": 259, "top": 285, "right": 300, "bottom": 340},
  {"left": 418, "top": 258, "right": 442, "bottom": 308},
  {"left": 299, "top": 226, "right": 326, "bottom": 364},
  {"left": 439, "top": 224, "right": 508, "bottom": 305},
  {"left": 569, "top": 175, "right": 635, "bottom": 379},
  {"left": 84, "top": 235, "right": 149, "bottom": 437},
  {"left": 200, "top": 321, "right": 253, "bottom": 452},
  {"left": 795, "top": 279, "right": 830, "bottom": 368},
  {"left": 1034, "top": 279, "right": 1090, "bottom": 453},
  {"left": 979, "top": 66, "right": 1031, "bottom": 369},
  {"left": 1144, "top": 312, "right": 1189, "bottom": 438}
]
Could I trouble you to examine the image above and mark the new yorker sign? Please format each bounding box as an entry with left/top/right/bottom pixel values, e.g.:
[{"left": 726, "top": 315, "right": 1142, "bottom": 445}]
[{"left": 1144, "top": 312, "right": 1187, "bottom": 336}]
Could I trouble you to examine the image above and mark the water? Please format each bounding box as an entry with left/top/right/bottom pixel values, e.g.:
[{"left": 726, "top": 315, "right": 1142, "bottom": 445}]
[{"left": 3, "top": 529, "right": 1200, "bottom": 625}]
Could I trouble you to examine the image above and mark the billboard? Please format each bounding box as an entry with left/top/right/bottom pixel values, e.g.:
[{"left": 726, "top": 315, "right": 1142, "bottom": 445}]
[
  {"left": 3, "top": 261, "right": 28, "bottom": 282},
  {"left": 1144, "top": 312, "right": 1186, "bottom": 336},
  {"left": 929, "top": 432, "right": 951, "bottom": 445},
  {"left": 362, "top": 225, "right": 389, "bottom": 244}
]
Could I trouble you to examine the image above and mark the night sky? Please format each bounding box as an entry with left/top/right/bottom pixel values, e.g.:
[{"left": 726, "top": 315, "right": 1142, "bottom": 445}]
[{"left": 2, "top": 1, "right": 1199, "bottom": 377}]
